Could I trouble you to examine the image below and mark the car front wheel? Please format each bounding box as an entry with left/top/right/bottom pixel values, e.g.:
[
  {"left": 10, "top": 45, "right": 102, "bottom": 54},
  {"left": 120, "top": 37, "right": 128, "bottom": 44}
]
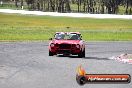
[
  {"left": 49, "top": 50, "right": 54, "bottom": 56},
  {"left": 78, "top": 48, "right": 85, "bottom": 58},
  {"left": 82, "top": 48, "right": 85, "bottom": 58}
]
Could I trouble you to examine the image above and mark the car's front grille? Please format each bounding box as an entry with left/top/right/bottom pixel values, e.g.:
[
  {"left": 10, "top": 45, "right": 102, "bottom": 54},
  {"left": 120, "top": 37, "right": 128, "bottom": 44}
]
[
  {"left": 72, "top": 44, "right": 76, "bottom": 47},
  {"left": 58, "top": 50, "right": 70, "bottom": 54},
  {"left": 59, "top": 44, "right": 71, "bottom": 49}
]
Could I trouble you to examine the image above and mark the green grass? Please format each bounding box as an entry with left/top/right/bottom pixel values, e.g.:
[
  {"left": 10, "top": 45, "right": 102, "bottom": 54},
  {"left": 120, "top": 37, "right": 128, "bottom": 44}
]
[
  {"left": 0, "top": 3, "right": 28, "bottom": 10},
  {"left": 0, "top": 13, "right": 132, "bottom": 41}
]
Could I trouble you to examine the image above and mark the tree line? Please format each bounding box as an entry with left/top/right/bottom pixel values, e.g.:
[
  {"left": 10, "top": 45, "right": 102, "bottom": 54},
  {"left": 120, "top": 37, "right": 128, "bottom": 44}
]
[{"left": 1, "top": 0, "right": 132, "bottom": 14}]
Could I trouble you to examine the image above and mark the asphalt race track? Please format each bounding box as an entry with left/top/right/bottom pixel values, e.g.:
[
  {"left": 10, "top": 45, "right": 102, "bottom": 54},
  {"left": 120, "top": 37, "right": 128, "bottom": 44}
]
[{"left": 0, "top": 41, "right": 132, "bottom": 88}]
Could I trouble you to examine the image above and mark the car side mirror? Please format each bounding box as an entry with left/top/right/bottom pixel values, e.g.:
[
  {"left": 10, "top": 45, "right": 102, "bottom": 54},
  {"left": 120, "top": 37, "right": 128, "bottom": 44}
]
[
  {"left": 49, "top": 38, "right": 53, "bottom": 40},
  {"left": 80, "top": 36, "right": 82, "bottom": 40}
]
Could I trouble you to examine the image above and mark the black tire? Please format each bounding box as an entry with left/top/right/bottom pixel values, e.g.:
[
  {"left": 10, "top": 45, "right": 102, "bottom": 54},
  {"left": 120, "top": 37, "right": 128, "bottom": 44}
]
[
  {"left": 78, "top": 48, "right": 85, "bottom": 58},
  {"left": 49, "top": 50, "right": 54, "bottom": 56},
  {"left": 82, "top": 48, "right": 85, "bottom": 58},
  {"left": 78, "top": 51, "right": 83, "bottom": 58}
]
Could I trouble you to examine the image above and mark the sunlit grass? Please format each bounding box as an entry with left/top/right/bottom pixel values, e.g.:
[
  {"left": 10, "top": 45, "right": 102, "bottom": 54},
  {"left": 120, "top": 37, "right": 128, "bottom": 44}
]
[{"left": 0, "top": 13, "right": 132, "bottom": 41}]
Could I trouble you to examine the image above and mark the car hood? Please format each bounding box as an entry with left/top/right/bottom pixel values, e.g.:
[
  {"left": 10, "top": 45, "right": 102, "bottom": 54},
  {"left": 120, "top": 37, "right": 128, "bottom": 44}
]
[{"left": 52, "top": 40, "right": 80, "bottom": 44}]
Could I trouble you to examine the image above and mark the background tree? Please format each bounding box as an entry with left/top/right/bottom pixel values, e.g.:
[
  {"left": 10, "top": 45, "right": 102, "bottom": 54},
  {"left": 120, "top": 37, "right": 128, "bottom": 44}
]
[
  {"left": 2, "top": 0, "right": 132, "bottom": 14},
  {"left": 20, "top": 0, "right": 23, "bottom": 9},
  {"left": 15, "top": 0, "right": 19, "bottom": 8}
]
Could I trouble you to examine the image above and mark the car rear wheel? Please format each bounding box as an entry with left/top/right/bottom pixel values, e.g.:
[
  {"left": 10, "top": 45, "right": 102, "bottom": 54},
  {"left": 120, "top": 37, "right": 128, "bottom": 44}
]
[{"left": 49, "top": 50, "right": 54, "bottom": 56}]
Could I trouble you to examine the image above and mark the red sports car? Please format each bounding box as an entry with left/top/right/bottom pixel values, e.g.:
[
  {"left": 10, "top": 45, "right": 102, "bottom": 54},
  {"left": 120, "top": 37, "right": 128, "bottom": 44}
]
[{"left": 48, "top": 32, "right": 85, "bottom": 58}]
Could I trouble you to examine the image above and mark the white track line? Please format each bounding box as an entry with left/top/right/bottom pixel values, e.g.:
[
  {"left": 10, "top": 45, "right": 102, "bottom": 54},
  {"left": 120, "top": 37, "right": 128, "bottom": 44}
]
[{"left": 0, "top": 9, "right": 132, "bottom": 19}]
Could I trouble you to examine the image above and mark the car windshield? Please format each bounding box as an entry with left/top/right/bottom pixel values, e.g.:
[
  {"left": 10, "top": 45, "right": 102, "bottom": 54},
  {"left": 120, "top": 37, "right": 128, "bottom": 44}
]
[{"left": 54, "top": 33, "right": 80, "bottom": 40}]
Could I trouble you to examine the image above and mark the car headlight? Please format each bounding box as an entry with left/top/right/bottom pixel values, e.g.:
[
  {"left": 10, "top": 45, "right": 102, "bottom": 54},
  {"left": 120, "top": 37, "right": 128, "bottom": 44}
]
[
  {"left": 76, "top": 44, "right": 80, "bottom": 48},
  {"left": 50, "top": 43, "right": 54, "bottom": 47}
]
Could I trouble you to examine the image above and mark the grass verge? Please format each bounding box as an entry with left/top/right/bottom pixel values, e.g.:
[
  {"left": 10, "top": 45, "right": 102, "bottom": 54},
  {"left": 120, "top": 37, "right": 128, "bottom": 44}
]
[{"left": 0, "top": 13, "right": 132, "bottom": 41}]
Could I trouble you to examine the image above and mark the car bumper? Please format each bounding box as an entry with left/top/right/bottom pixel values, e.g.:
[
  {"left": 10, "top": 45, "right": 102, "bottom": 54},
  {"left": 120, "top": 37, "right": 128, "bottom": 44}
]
[{"left": 50, "top": 48, "right": 81, "bottom": 55}]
